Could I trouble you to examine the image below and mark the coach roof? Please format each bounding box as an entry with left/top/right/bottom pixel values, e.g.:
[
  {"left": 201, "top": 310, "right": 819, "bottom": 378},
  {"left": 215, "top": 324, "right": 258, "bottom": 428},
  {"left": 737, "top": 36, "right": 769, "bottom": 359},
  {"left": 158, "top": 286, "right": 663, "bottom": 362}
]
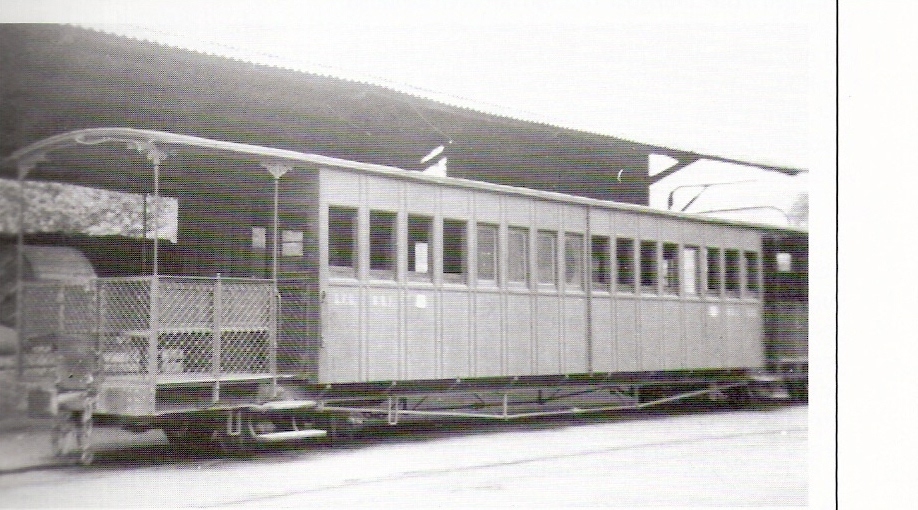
[{"left": 3, "top": 127, "right": 806, "bottom": 234}]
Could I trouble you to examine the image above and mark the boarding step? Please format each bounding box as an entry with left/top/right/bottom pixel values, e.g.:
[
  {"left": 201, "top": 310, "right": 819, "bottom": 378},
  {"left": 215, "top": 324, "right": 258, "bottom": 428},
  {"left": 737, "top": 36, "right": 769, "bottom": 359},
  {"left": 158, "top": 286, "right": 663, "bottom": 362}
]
[
  {"left": 255, "top": 400, "right": 318, "bottom": 411},
  {"left": 252, "top": 429, "right": 328, "bottom": 443}
]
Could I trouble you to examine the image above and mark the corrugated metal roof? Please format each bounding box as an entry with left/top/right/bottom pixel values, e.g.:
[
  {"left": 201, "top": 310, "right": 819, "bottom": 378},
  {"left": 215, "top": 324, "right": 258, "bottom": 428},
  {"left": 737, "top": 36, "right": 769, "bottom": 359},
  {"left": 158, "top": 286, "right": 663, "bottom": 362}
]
[{"left": 81, "top": 24, "right": 806, "bottom": 175}]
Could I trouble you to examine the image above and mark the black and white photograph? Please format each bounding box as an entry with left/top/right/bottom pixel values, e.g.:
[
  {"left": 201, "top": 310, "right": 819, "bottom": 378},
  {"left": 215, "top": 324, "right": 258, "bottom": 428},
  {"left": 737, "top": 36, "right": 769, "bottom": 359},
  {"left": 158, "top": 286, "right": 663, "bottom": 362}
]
[{"left": 0, "top": 0, "right": 844, "bottom": 507}]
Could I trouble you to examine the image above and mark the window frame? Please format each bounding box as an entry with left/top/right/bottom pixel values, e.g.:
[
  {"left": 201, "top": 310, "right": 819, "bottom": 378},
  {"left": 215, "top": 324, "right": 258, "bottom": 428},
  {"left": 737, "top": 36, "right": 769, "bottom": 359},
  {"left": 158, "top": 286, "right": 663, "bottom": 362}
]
[
  {"left": 476, "top": 222, "right": 499, "bottom": 284},
  {"left": 442, "top": 218, "right": 468, "bottom": 284},
  {"left": 327, "top": 205, "right": 359, "bottom": 278},
  {"left": 590, "top": 235, "right": 611, "bottom": 291},
  {"left": 369, "top": 209, "right": 397, "bottom": 279},
  {"left": 682, "top": 245, "right": 701, "bottom": 297},
  {"left": 706, "top": 247, "right": 722, "bottom": 297},
  {"left": 639, "top": 240, "right": 658, "bottom": 294},
  {"left": 407, "top": 214, "right": 433, "bottom": 281},
  {"left": 724, "top": 248, "right": 741, "bottom": 298},
  {"left": 744, "top": 250, "right": 761, "bottom": 298},
  {"left": 565, "top": 232, "right": 585, "bottom": 292},
  {"left": 536, "top": 230, "right": 558, "bottom": 287},
  {"left": 616, "top": 237, "right": 636, "bottom": 294},
  {"left": 507, "top": 226, "right": 530, "bottom": 287},
  {"left": 661, "top": 242, "right": 679, "bottom": 296}
]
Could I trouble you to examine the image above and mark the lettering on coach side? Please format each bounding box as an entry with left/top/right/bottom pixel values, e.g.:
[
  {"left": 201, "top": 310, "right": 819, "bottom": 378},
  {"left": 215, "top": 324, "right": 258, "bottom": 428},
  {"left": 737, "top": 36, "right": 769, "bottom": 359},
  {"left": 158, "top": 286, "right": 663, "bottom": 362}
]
[
  {"left": 332, "top": 292, "right": 359, "bottom": 306},
  {"left": 369, "top": 294, "right": 398, "bottom": 308},
  {"left": 330, "top": 292, "right": 399, "bottom": 308}
]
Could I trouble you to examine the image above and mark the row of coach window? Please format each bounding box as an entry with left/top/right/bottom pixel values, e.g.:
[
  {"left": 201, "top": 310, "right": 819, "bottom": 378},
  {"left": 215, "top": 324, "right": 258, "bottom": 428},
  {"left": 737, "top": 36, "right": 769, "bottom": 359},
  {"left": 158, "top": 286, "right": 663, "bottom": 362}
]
[{"left": 327, "top": 206, "right": 761, "bottom": 298}]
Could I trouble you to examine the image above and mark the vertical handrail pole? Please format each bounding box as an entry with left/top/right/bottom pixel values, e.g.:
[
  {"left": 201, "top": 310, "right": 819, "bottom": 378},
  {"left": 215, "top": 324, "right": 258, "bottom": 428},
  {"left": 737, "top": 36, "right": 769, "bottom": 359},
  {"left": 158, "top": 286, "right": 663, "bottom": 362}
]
[
  {"left": 150, "top": 147, "right": 162, "bottom": 278},
  {"left": 261, "top": 163, "right": 289, "bottom": 286},
  {"left": 273, "top": 176, "right": 279, "bottom": 284},
  {"left": 213, "top": 274, "right": 222, "bottom": 403},
  {"left": 144, "top": 144, "right": 166, "bottom": 383},
  {"left": 15, "top": 165, "right": 27, "bottom": 379},
  {"left": 148, "top": 277, "right": 159, "bottom": 383},
  {"left": 270, "top": 286, "right": 278, "bottom": 393},
  {"left": 585, "top": 206, "right": 593, "bottom": 374},
  {"left": 262, "top": 163, "right": 289, "bottom": 390}
]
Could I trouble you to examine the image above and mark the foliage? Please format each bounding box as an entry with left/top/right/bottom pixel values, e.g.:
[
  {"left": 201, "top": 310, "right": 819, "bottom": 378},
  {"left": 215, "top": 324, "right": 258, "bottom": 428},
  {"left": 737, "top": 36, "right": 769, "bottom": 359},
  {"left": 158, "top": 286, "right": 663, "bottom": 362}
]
[{"left": 0, "top": 179, "right": 176, "bottom": 241}]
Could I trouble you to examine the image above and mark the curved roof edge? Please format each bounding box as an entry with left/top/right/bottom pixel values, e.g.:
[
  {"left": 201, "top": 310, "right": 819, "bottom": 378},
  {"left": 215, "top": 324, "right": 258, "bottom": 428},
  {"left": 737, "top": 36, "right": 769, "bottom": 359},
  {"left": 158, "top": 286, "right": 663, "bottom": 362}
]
[{"left": 3, "top": 127, "right": 808, "bottom": 235}]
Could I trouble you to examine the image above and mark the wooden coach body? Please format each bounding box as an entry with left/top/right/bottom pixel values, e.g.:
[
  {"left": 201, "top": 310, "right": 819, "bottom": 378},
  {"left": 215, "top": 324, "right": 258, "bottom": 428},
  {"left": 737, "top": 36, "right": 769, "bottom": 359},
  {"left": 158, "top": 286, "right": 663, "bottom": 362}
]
[{"left": 313, "top": 164, "right": 765, "bottom": 385}]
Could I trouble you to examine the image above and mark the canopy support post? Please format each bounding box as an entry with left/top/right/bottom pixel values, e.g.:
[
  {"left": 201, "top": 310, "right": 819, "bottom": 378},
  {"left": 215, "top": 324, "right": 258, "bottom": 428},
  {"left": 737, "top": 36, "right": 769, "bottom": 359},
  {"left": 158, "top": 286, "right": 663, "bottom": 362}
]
[
  {"left": 13, "top": 157, "right": 42, "bottom": 379},
  {"left": 146, "top": 146, "right": 167, "bottom": 278},
  {"left": 262, "top": 163, "right": 290, "bottom": 284}
]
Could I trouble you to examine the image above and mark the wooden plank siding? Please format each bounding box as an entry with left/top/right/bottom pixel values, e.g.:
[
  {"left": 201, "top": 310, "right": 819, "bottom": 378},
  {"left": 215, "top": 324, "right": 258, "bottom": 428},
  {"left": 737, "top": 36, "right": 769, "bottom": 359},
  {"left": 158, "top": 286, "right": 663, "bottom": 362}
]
[{"left": 315, "top": 165, "right": 764, "bottom": 385}]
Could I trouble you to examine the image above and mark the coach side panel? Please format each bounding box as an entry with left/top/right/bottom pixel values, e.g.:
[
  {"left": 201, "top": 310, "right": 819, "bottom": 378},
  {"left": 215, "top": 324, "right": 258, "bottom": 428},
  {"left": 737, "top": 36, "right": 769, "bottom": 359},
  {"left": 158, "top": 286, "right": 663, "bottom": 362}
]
[{"left": 316, "top": 167, "right": 766, "bottom": 385}]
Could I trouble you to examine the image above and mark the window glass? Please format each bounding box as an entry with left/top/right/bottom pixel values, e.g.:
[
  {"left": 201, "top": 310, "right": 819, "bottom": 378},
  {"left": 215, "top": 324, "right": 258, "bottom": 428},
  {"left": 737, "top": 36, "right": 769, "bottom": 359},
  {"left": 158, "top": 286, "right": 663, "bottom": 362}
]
[
  {"left": 707, "top": 247, "right": 721, "bottom": 296},
  {"left": 508, "top": 227, "right": 529, "bottom": 284},
  {"left": 328, "top": 206, "right": 357, "bottom": 275},
  {"left": 369, "top": 210, "right": 396, "bottom": 276},
  {"left": 745, "top": 251, "right": 760, "bottom": 296},
  {"left": 725, "top": 249, "right": 741, "bottom": 297},
  {"left": 252, "top": 227, "right": 267, "bottom": 251},
  {"left": 777, "top": 252, "right": 792, "bottom": 272},
  {"left": 662, "top": 242, "right": 679, "bottom": 295},
  {"left": 477, "top": 223, "right": 498, "bottom": 282},
  {"left": 282, "top": 230, "right": 303, "bottom": 257},
  {"left": 591, "top": 236, "right": 611, "bottom": 290},
  {"left": 408, "top": 215, "right": 432, "bottom": 278},
  {"left": 565, "top": 233, "right": 584, "bottom": 290},
  {"left": 537, "top": 230, "right": 557, "bottom": 286},
  {"left": 640, "top": 241, "right": 658, "bottom": 293},
  {"left": 443, "top": 219, "right": 467, "bottom": 283},
  {"left": 616, "top": 238, "right": 635, "bottom": 293},
  {"left": 683, "top": 246, "right": 700, "bottom": 296}
]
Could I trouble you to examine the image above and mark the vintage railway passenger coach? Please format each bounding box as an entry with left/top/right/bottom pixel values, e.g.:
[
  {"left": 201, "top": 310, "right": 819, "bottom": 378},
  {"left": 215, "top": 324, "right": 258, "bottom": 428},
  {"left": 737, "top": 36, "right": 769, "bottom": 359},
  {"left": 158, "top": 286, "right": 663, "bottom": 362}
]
[
  {"left": 316, "top": 165, "right": 765, "bottom": 383},
  {"left": 3, "top": 129, "right": 807, "bottom": 463}
]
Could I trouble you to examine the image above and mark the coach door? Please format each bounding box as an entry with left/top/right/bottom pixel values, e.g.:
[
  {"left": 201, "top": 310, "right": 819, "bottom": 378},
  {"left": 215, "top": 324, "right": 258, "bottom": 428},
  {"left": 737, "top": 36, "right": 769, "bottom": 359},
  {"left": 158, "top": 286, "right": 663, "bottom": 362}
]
[{"left": 269, "top": 171, "right": 321, "bottom": 378}]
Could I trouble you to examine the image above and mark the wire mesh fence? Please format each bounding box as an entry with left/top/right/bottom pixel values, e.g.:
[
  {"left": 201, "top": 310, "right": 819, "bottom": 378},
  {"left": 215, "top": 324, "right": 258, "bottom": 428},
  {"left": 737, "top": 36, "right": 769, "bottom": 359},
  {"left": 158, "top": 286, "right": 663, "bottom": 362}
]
[{"left": 19, "top": 276, "right": 277, "bottom": 382}]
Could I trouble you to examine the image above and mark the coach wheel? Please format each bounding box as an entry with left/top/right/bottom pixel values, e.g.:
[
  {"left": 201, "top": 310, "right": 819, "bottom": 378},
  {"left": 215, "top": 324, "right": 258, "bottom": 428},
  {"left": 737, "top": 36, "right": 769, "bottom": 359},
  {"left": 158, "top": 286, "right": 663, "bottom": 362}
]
[
  {"left": 164, "top": 423, "right": 206, "bottom": 445},
  {"left": 790, "top": 380, "right": 808, "bottom": 403},
  {"left": 79, "top": 448, "right": 95, "bottom": 466},
  {"left": 725, "top": 384, "right": 752, "bottom": 408}
]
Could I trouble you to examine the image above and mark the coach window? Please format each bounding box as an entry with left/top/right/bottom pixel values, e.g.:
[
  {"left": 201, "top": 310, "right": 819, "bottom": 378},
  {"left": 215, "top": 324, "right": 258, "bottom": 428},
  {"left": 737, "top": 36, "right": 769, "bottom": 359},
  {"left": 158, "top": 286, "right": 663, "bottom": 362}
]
[
  {"left": 662, "top": 242, "right": 679, "bottom": 296},
  {"left": 408, "top": 215, "right": 433, "bottom": 280},
  {"left": 443, "top": 219, "right": 467, "bottom": 283},
  {"left": 477, "top": 223, "right": 498, "bottom": 283},
  {"left": 369, "top": 210, "right": 396, "bottom": 279},
  {"left": 565, "top": 233, "right": 585, "bottom": 291},
  {"left": 706, "top": 248, "right": 721, "bottom": 296},
  {"left": 282, "top": 230, "right": 304, "bottom": 257},
  {"left": 682, "top": 246, "right": 700, "bottom": 296},
  {"left": 537, "top": 230, "right": 557, "bottom": 287},
  {"left": 776, "top": 252, "right": 792, "bottom": 272},
  {"left": 591, "top": 236, "right": 611, "bottom": 291},
  {"left": 640, "top": 241, "right": 658, "bottom": 294},
  {"left": 616, "top": 238, "right": 635, "bottom": 293},
  {"left": 745, "top": 251, "right": 760, "bottom": 297},
  {"left": 508, "top": 227, "right": 530, "bottom": 286},
  {"left": 724, "top": 249, "right": 740, "bottom": 298},
  {"left": 328, "top": 206, "right": 358, "bottom": 277}
]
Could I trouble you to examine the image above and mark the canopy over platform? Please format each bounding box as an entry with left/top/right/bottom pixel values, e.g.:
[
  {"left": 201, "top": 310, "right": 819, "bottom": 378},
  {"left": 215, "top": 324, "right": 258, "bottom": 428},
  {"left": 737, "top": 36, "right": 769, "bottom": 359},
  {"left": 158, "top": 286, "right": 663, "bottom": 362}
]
[{"left": 0, "top": 25, "right": 804, "bottom": 207}]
